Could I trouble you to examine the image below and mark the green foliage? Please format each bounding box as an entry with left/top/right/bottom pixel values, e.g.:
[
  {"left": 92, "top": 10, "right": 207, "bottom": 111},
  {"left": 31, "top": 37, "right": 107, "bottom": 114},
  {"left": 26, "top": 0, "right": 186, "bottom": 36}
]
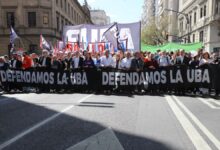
[{"left": 141, "top": 16, "right": 169, "bottom": 45}]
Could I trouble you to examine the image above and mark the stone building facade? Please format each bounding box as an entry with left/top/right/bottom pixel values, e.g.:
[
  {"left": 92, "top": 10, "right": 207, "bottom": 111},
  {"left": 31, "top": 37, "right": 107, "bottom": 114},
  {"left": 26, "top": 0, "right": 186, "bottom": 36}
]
[
  {"left": 90, "top": 9, "right": 110, "bottom": 25},
  {"left": 0, "top": 0, "right": 92, "bottom": 55},
  {"left": 178, "top": 0, "right": 220, "bottom": 52}
]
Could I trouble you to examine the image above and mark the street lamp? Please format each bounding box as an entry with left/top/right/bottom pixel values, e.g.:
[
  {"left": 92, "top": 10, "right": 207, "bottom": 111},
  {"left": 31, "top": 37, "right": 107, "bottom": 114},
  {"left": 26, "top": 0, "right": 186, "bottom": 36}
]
[{"left": 164, "top": 8, "right": 191, "bottom": 43}]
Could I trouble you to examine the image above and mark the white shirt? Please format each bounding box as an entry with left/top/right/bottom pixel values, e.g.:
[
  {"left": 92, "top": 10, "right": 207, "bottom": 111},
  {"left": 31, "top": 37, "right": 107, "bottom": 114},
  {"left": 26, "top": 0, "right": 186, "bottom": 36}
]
[
  {"left": 73, "top": 57, "right": 80, "bottom": 69},
  {"left": 100, "top": 56, "right": 114, "bottom": 67},
  {"left": 121, "top": 57, "right": 132, "bottom": 69},
  {"left": 199, "top": 59, "right": 212, "bottom": 66},
  {"left": 158, "top": 56, "right": 171, "bottom": 67},
  {"left": 42, "top": 57, "right": 46, "bottom": 67},
  {"left": 12, "top": 60, "right": 17, "bottom": 68}
]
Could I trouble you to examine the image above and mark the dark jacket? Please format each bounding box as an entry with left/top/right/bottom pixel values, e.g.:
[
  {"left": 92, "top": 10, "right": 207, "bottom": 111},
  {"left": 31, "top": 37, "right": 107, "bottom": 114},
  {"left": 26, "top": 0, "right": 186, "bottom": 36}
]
[
  {"left": 72, "top": 57, "right": 84, "bottom": 69},
  {"left": 11, "top": 59, "right": 22, "bottom": 69},
  {"left": 130, "top": 58, "right": 144, "bottom": 70},
  {"left": 39, "top": 57, "right": 51, "bottom": 69}
]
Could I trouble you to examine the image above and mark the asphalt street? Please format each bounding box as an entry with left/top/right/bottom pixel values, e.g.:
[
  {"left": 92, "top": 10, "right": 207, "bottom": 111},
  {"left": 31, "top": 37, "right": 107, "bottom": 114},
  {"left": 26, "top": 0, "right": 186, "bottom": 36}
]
[{"left": 0, "top": 93, "right": 220, "bottom": 150}]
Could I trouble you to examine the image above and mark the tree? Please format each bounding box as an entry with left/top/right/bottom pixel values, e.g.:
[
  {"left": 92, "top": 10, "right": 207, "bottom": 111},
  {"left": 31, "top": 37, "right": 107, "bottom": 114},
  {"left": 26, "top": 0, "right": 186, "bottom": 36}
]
[{"left": 141, "top": 16, "right": 169, "bottom": 45}]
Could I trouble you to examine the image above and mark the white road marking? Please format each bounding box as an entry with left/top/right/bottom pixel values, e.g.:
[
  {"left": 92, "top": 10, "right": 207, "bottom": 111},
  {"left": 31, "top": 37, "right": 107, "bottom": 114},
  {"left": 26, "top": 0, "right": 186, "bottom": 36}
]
[
  {"left": 208, "top": 98, "right": 220, "bottom": 106},
  {"left": 66, "top": 128, "right": 124, "bottom": 150},
  {"left": 165, "top": 95, "right": 212, "bottom": 150},
  {"left": 197, "top": 97, "right": 219, "bottom": 109},
  {"left": 173, "top": 95, "right": 220, "bottom": 150},
  {"left": 0, "top": 94, "right": 93, "bottom": 150}
]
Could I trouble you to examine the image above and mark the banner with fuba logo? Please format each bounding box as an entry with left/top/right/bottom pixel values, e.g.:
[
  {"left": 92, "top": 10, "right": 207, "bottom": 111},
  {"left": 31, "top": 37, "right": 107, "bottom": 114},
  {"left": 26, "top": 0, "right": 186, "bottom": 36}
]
[{"left": 62, "top": 22, "right": 141, "bottom": 51}]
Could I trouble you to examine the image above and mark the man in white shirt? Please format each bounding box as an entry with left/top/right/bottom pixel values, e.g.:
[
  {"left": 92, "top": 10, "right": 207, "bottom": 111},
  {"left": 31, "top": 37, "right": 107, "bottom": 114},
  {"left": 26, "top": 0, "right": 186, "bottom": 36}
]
[
  {"left": 100, "top": 50, "right": 114, "bottom": 68},
  {"left": 121, "top": 51, "right": 132, "bottom": 70},
  {"left": 158, "top": 51, "right": 171, "bottom": 67},
  {"left": 72, "top": 51, "right": 84, "bottom": 69}
]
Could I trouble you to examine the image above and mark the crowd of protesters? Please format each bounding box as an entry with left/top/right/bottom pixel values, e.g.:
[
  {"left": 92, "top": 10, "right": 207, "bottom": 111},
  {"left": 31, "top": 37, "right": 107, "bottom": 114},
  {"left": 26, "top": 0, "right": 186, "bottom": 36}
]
[
  {"left": 0, "top": 48, "right": 220, "bottom": 71},
  {"left": 0, "top": 48, "right": 220, "bottom": 95}
]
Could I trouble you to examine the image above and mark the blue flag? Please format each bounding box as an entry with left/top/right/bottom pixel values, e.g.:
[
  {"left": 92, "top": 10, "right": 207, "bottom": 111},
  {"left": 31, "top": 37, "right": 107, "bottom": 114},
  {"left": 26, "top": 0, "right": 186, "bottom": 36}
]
[{"left": 10, "top": 26, "right": 19, "bottom": 44}]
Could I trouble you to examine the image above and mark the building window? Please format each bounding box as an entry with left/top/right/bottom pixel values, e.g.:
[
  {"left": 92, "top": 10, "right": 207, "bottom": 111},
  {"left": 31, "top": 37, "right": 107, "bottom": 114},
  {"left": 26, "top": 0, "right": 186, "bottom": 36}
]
[
  {"left": 190, "top": 15, "right": 192, "bottom": 26},
  {"left": 193, "top": 34, "right": 195, "bottom": 42},
  {"left": 56, "top": 16, "right": 60, "bottom": 31},
  {"left": 56, "top": 0, "right": 58, "bottom": 5},
  {"left": 200, "top": 7, "right": 203, "bottom": 18},
  {"left": 215, "top": 1, "right": 220, "bottom": 14},
  {"left": 43, "top": 13, "right": 49, "bottom": 25},
  {"left": 204, "top": 5, "right": 207, "bottom": 17},
  {"left": 6, "top": 12, "right": 15, "bottom": 28},
  {"left": 61, "top": 18, "right": 64, "bottom": 30},
  {"left": 68, "top": 5, "right": 70, "bottom": 16},
  {"left": 64, "top": 0, "right": 67, "bottom": 11},
  {"left": 194, "top": 12, "right": 197, "bottom": 24},
  {"left": 61, "top": 0, "right": 63, "bottom": 8},
  {"left": 199, "top": 31, "right": 204, "bottom": 42},
  {"left": 28, "top": 12, "right": 36, "bottom": 27}
]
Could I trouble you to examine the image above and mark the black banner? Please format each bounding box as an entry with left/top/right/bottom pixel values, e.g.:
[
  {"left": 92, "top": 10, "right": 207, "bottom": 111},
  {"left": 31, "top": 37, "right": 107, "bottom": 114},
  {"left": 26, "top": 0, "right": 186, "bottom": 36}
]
[{"left": 0, "top": 64, "right": 219, "bottom": 92}]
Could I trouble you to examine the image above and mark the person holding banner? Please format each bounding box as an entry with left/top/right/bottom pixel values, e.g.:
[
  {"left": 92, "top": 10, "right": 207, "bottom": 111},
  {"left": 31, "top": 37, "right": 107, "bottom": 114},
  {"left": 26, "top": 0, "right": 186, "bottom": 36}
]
[
  {"left": 100, "top": 50, "right": 114, "bottom": 68},
  {"left": 114, "top": 52, "right": 123, "bottom": 69},
  {"left": 121, "top": 51, "right": 132, "bottom": 70},
  {"left": 72, "top": 51, "right": 84, "bottom": 69},
  {"left": 83, "top": 52, "right": 95, "bottom": 68},
  {"left": 65, "top": 52, "right": 73, "bottom": 70},
  {"left": 130, "top": 51, "right": 144, "bottom": 71},
  {"left": 10, "top": 53, "right": 22, "bottom": 69},
  {"left": 39, "top": 50, "right": 51, "bottom": 69},
  {"left": 22, "top": 52, "right": 32, "bottom": 70}
]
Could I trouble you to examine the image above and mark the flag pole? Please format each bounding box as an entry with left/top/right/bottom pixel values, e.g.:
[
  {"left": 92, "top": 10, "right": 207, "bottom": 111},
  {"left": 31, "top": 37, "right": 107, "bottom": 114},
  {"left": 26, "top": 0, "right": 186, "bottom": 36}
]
[{"left": 19, "top": 37, "right": 26, "bottom": 51}]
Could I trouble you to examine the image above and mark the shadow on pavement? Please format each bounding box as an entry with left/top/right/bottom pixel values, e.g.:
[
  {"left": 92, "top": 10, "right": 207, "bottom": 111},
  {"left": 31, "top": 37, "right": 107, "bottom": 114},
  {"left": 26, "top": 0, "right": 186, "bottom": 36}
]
[{"left": 0, "top": 95, "right": 175, "bottom": 150}]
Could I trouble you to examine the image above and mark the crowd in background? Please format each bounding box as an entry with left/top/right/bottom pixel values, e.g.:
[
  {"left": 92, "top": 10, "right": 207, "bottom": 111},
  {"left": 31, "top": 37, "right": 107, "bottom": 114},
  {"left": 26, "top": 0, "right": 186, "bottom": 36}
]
[{"left": 0, "top": 48, "right": 220, "bottom": 71}]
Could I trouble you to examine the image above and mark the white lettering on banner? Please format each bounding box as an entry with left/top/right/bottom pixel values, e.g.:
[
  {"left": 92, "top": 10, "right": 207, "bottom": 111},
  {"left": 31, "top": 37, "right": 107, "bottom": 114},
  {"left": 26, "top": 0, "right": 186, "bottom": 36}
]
[
  {"left": 195, "top": 70, "right": 202, "bottom": 82},
  {"left": 161, "top": 71, "right": 167, "bottom": 84},
  {"left": 31, "top": 73, "right": 37, "bottom": 83},
  {"left": 120, "top": 73, "right": 126, "bottom": 85},
  {"left": 119, "top": 28, "right": 134, "bottom": 50},
  {"left": 186, "top": 69, "right": 210, "bottom": 83},
  {"left": 176, "top": 70, "right": 183, "bottom": 83},
  {"left": 66, "top": 30, "right": 80, "bottom": 42},
  {"left": 146, "top": 72, "right": 154, "bottom": 84},
  {"left": 37, "top": 72, "right": 44, "bottom": 84},
  {"left": 109, "top": 72, "right": 115, "bottom": 86},
  {"left": 139, "top": 72, "right": 146, "bottom": 85},
  {"left": 49, "top": 73, "right": 54, "bottom": 84},
  {"left": 43, "top": 72, "right": 49, "bottom": 84},
  {"left": 187, "top": 69, "right": 194, "bottom": 83},
  {"left": 16, "top": 71, "right": 21, "bottom": 82},
  {"left": 202, "top": 69, "right": 210, "bottom": 83},
  {"left": 0, "top": 71, "right": 6, "bottom": 82},
  {"left": 126, "top": 73, "right": 132, "bottom": 85},
  {"left": 26, "top": 72, "right": 31, "bottom": 83},
  {"left": 102, "top": 72, "right": 108, "bottom": 85},
  {"left": 133, "top": 73, "right": 139, "bottom": 85},
  {"left": 170, "top": 70, "right": 183, "bottom": 83},
  {"left": 70, "top": 73, "right": 88, "bottom": 85},
  {"left": 0, "top": 69, "right": 211, "bottom": 86},
  {"left": 154, "top": 71, "right": 161, "bottom": 85},
  {"left": 82, "top": 73, "right": 88, "bottom": 85}
]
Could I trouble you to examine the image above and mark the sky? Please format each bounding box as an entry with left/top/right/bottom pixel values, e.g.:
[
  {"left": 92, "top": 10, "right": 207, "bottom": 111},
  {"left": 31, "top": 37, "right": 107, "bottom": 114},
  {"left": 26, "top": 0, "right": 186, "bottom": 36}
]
[{"left": 78, "top": 0, "right": 144, "bottom": 23}]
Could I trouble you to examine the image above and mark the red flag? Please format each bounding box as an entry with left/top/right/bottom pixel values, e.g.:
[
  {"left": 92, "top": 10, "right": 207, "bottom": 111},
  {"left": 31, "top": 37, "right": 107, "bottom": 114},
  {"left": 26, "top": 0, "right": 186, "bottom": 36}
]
[
  {"left": 74, "top": 43, "right": 79, "bottom": 51},
  {"left": 88, "top": 43, "right": 95, "bottom": 53},
  {"left": 98, "top": 43, "right": 105, "bottom": 52}
]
